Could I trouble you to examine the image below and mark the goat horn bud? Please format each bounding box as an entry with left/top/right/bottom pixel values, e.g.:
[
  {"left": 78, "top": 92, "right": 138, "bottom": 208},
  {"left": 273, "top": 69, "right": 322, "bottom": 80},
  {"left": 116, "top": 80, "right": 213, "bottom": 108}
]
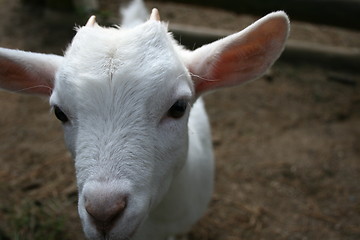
[
  {"left": 150, "top": 8, "right": 160, "bottom": 21},
  {"left": 85, "top": 15, "right": 97, "bottom": 27}
]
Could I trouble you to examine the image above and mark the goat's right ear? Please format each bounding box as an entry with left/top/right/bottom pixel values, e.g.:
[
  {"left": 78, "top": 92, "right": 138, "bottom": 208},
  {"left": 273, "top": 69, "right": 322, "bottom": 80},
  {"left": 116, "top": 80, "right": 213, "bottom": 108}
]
[{"left": 0, "top": 48, "right": 63, "bottom": 96}]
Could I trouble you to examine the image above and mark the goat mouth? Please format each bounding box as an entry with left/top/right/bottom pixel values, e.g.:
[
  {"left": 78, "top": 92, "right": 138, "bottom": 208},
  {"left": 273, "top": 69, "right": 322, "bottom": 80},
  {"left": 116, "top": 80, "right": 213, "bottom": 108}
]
[{"left": 97, "top": 220, "right": 142, "bottom": 240}]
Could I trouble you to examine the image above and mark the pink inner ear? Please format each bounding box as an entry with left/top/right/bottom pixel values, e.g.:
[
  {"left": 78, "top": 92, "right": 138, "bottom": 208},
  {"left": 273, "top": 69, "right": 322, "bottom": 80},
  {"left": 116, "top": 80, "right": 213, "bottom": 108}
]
[
  {"left": 0, "top": 56, "right": 53, "bottom": 95},
  {"left": 193, "top": 12, "right": 289, "bottom": 96},
  {"left": 213, "top": 42, "right": 267, "bottom": 80},
  {"left": 195, "top": 42, "right": 268, "bottom": 94}
]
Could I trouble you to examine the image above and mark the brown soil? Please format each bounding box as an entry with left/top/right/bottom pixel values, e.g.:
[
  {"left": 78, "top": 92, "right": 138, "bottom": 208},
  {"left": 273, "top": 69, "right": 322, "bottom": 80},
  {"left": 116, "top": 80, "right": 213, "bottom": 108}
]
[{"left": 0, "top": 1, "right": 359, "bottom": 240}]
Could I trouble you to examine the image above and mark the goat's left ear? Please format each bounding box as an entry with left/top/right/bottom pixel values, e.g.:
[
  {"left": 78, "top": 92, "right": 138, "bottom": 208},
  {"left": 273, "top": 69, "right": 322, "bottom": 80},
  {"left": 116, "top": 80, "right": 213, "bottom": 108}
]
[
  {"left": 0, "top": 48, "right": 63, "bottom": 96},
  {"left": 185, "top": 11, "right": 289, "bottom": 96}
]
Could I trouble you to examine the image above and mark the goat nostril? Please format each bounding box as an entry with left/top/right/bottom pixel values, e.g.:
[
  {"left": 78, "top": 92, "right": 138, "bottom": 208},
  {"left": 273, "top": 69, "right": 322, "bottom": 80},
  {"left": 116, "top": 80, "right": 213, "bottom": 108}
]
[{"left": 84, "top": 195, "right": 127, "bottom": 231}]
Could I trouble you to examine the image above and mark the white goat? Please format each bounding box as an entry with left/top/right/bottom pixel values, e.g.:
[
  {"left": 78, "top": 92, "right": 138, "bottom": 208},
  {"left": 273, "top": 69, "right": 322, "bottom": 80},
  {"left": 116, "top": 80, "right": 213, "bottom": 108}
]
[{"left": 0, "top": 1, "right": 289, "bottom": 239}]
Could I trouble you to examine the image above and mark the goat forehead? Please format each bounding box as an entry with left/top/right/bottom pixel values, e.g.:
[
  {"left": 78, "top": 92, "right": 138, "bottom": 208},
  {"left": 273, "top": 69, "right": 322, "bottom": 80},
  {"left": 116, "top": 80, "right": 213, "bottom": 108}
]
[
  {"left": 56, "top": 21, "right": 189, "bottom": 99},
  {"left": 64, "top": 21, "right": 180, "bottom": 78}
]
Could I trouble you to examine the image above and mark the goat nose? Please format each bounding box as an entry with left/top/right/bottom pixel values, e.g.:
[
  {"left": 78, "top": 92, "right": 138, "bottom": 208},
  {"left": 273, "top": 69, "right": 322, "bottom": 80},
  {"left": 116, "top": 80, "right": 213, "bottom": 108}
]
[{"left": 84, "top": 188, "right": 127, "bottom": 232}]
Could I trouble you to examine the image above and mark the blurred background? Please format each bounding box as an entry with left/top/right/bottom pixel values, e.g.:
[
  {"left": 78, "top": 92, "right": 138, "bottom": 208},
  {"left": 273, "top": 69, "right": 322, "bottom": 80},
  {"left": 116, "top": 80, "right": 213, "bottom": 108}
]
[{"left": 0, "top": 0, "right": 359, "bottom": 239}]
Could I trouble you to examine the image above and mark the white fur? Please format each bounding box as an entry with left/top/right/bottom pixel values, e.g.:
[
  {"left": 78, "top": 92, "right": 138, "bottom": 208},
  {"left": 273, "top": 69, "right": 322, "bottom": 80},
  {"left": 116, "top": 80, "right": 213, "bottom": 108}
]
[{"left": 0, "top": 1, "right": 289, "bottom": 239}]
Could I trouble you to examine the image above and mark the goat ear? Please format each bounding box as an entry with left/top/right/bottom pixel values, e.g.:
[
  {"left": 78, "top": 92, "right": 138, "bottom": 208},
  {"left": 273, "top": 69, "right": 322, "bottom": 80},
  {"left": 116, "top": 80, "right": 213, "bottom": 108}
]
[
  {"left": 0, "top": 48, "right": 62, "bottom": 95},
  {"left": 185, "top": 11, "right": 289, "bottom": 96}
]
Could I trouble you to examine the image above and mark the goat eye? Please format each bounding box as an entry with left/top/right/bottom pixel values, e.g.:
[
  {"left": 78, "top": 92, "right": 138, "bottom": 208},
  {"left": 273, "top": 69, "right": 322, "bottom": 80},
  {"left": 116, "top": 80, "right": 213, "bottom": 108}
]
[
  {"left": 54, "top": 106, "right": 69, "bottom": 123},
  {"left": 168, "top": 99, "right": 188, "bottom": 119}
]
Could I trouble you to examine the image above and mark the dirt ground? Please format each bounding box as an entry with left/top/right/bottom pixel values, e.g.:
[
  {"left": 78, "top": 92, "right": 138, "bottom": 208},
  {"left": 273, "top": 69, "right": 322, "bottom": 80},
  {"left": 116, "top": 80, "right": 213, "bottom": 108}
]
[{"left": 0, "top": 0, "right": 359, "bottom": 240}]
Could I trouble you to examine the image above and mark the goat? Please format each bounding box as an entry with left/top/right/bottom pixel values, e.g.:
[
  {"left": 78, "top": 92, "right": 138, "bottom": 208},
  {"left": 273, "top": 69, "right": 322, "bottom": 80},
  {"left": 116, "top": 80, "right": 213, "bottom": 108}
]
[{"left": 0, "top": 1, "right": 289, "bottom": 239}]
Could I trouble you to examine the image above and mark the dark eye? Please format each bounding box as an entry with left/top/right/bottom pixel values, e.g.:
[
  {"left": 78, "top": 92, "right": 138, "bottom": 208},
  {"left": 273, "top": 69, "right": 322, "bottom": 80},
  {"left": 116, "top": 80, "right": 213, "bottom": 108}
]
[
  {"left": 54, "top": 105, "right": 69, "bottom": 123},
  {"left": 167, "top": 99, "right": 188, "bottom": 119}
]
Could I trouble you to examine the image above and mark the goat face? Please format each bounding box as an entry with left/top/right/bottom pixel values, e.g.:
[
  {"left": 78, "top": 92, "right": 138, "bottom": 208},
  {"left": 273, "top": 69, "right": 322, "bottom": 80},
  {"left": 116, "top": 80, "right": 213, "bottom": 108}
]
[{"left": 50, "top": 21, "right": 193, "bottom": 239}]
